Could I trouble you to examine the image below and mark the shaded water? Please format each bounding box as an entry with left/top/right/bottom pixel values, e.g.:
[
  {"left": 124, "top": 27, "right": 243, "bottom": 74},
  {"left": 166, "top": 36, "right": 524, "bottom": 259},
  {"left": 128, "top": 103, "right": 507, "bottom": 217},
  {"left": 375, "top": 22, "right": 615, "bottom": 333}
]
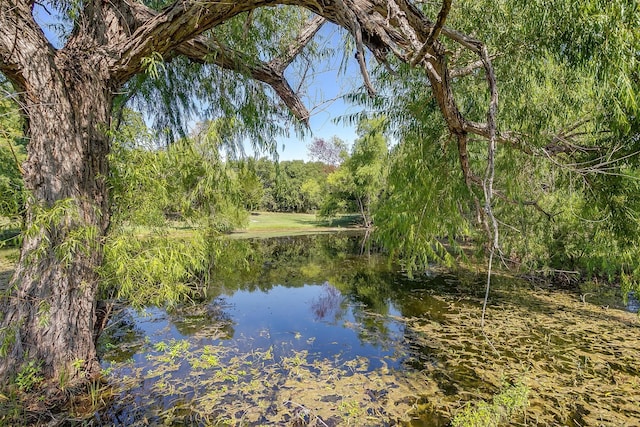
[{"left": 97, "top": 233, "right": 640, "bottom": 426}]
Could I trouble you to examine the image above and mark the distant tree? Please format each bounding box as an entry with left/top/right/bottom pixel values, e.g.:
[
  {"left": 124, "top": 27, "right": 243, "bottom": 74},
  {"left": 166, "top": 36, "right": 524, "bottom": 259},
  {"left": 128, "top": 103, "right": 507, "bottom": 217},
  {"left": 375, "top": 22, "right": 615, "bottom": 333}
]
[
  {"left": 321, "top": 117, "right": 388, "bottom": 227},
  {"left": 320, "top": 165, "right": 357, "bottom": 218},
  {"left": 300, "top": 178, "right": 324, "bottom": 211},
  {"left": 348, "top": 117, "right": 389, "bottom": 227},
  {"left": 307, "top": 136, "right": 348, "bottom": 167},
  {"left": 235, "top": 160, "right": 265, "bottom": 212},
  {"left": 250, "top": 159, "right": 329, "bottom": 212}
]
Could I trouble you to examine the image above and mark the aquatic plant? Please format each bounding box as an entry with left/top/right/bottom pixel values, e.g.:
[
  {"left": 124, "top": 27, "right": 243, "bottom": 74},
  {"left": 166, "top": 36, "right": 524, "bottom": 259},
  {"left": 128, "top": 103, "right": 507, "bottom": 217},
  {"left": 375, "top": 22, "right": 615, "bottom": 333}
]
[{"left": 451, "top": 381, "right": 529, "bottom": 427}]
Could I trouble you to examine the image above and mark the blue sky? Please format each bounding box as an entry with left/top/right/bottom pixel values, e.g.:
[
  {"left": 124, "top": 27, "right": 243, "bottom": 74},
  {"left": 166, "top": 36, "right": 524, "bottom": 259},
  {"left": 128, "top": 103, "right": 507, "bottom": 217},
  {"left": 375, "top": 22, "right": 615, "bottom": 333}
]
[
  {"left": 250, "top": 22, "right": 365, "bottom": 161},
  {"left": 32, "top": 5, "right": 363, "bottom": 162}
]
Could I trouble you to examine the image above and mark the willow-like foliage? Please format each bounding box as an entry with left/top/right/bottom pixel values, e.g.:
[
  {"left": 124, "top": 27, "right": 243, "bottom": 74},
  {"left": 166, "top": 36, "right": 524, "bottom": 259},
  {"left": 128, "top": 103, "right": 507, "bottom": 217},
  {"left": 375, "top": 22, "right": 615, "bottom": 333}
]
[
  {"left": 0, "top": 81, "right": 25, "bottom": 229},
  {"left": 351, "top": 0, "right": 639, "bottom": 286},
  {"left": 119, "top": 7, "right": 325, "bottom": 149}
]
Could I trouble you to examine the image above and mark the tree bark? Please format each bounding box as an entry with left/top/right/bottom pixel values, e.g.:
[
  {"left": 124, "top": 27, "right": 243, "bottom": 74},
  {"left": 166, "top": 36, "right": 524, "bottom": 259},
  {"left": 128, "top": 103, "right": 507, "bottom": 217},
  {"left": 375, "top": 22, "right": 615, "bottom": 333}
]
[
  {"left": 0, "top": 1, "right": 112, "bottom": 386},
  {"left": 0, "top": 68, "right": 112, "bottom": 387}
]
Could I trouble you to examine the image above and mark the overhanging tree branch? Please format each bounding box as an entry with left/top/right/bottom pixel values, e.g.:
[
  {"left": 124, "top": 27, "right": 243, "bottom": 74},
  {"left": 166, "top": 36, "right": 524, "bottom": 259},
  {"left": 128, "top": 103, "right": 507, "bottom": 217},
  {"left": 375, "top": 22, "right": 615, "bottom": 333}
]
[
  {"left": 113, "top": 3, "right": 325, "bottom": 123},
  {"left": 109, "top": 0, "right": 279, "bottom": 82},
  {"left": 175, "top": 37, "right": 311, "bottom": 123}
]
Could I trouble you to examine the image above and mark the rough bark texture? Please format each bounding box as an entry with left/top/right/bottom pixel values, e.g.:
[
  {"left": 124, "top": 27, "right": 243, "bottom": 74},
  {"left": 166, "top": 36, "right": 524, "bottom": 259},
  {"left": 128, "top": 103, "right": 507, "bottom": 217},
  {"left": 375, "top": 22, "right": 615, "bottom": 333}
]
[
  {"left": 0, "top": 0, "right": 500, "bottom": 388},
  {"left": 0, "top": 1, "right": 114, "bottom": 384}
]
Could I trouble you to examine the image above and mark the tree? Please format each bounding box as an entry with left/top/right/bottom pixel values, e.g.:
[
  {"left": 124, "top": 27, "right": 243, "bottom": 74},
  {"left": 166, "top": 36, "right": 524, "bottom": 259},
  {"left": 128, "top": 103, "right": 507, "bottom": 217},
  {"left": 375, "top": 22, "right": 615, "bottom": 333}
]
[
  {"left": 348, "top": 117, "right": 389, "bottom": 227},
  {"left": 3, "top": 0, "right": 623, "bottom": 391},
  {"left": 235, "top": 160, "right": 265, "bottom": 212},
  {"left": 369, "top": 0, "right": 639, "bottom": 275},
  {"left": 321, "top": 117, "right": 388, "bottom": 227},
  {"left": 0, "top": 1, "right": 327, "bottom": 388},
  {"left": 300, "top": 178, "right": 324, "bottom": 212},
  {"left": 307, "top": 136, "right": 348, "bottom": 167}
]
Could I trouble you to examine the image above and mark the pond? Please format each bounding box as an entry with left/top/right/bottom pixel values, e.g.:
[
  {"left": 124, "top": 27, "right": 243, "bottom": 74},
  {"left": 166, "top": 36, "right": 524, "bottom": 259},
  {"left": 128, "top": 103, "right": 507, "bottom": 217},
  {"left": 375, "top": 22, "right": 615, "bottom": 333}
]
[{"left": 96, "top": 233, "right": 640, "bottom": 426}]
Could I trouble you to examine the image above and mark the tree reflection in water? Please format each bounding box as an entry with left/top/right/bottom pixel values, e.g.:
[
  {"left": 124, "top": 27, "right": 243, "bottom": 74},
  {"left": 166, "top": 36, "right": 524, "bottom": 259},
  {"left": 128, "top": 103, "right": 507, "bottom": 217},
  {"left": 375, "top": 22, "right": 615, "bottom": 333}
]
[{"left": 311, "top": 282, "right": 344, "bottom": 321}]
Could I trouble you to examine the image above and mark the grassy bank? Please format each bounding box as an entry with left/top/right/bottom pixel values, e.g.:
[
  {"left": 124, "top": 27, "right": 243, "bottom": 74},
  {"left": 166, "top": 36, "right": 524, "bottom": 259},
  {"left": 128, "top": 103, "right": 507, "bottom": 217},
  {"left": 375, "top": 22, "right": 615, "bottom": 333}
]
[
  {"left": 119, "top": 212, "right": 363, "bottom": 240},
  {"left": 0, "top": 212, "right": 363, "bottom": 286},
  {"left": 0, "top": 248, "right": 17, "bottom": 289}
]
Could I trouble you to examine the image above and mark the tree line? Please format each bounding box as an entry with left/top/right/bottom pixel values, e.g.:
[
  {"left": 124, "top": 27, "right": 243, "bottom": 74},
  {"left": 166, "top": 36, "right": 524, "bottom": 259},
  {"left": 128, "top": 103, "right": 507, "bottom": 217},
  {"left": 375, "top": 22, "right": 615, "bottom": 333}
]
[{"left": 106, "top": 111, "right": 390, "bottom": 230}]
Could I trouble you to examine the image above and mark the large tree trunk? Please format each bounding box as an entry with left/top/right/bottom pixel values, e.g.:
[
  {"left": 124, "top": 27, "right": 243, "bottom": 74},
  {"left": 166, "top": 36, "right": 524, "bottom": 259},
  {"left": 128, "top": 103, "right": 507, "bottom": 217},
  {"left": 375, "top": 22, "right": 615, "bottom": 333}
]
[{"left": 0, "top": 49, "right": 112, "bottom": 386}]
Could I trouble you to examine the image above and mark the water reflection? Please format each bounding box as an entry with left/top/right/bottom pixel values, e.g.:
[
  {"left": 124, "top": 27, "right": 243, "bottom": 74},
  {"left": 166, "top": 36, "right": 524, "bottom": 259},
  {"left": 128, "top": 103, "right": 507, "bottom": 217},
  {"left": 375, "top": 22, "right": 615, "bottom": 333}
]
[
  {"left": 311, "top": 282, "right": 344, "bottom": 321},
  {"left": 97, "top": 233, "right": 640, "bottom": 426}
]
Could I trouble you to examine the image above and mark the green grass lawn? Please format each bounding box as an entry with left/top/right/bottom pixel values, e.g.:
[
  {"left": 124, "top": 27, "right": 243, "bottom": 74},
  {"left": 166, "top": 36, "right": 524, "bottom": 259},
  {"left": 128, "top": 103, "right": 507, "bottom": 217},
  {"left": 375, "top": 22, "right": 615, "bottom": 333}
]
[
  {"left": 229, "top": 212, "right": 363, "bottom": 239},
  {"left": 0, "top": 248, "right": 18, "bottom": 290},
  {"left": 116, "top": 212, "right": 363, "bottom": 240}
]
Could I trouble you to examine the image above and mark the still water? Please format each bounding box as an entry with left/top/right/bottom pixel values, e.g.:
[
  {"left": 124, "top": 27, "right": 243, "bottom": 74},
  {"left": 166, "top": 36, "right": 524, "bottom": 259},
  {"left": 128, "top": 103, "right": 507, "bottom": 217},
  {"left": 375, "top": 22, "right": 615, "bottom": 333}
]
[{"left": 96, "top": 233, "right": 640, "bottom": 426}]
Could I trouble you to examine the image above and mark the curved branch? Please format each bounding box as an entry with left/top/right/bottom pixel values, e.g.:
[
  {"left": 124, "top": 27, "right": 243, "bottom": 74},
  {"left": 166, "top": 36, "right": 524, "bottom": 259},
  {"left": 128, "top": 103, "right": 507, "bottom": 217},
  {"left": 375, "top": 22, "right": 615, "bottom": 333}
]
[
  {"left": 0, "top": 1, "right": 54, "bottom": 92},
  {"left": 111, "top": 1, "right": 323, "bottom": 123},
  {"left": 176, "top": 37, "right": 310, "bottom": 123},
  {"left": 109, "top": 0, "right": 281, "bottom": 83}
]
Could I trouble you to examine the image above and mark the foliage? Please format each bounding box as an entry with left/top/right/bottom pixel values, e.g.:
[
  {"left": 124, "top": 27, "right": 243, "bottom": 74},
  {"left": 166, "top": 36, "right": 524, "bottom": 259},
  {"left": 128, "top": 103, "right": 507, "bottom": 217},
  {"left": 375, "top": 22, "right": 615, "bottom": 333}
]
[
  {"left": 451, "top": 381, "right": 529, "bottom": 427},
  {"left": 120, "top": 7, "right": 321, "bottom": 146},
  {"left": 245, "top": 158, "right": 330, "bottom": 213},
  {"left": 109, "top": 113, "right": 248, "bottom": 232},
  {"left": 0, "top": 81, "right": 25, "bottom": 238},
  {"left": 234, "top": 160, "right": 264, "bottom": 211},
  {"left": 22, "top": 198, "right": 100, "bottom": 266},
  {"left": 321, "top": 117, "right": 389, "bottom": 227},
  {"left": 352, "top": 0, "right": 640, "bottom": 282},
  {"left": 14, "top": 360, "right": 44, "bottom": 392},
  {"left": 99, "top": 231, "right": 210, "bottom": 309}
]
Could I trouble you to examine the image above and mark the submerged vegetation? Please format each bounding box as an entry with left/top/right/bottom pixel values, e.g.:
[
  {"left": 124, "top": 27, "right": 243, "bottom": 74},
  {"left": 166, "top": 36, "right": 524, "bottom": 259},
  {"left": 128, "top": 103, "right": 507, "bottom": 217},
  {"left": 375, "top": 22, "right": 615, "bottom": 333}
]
[{"left": 451, "top": 382, "right": 529, "bottom": 427}]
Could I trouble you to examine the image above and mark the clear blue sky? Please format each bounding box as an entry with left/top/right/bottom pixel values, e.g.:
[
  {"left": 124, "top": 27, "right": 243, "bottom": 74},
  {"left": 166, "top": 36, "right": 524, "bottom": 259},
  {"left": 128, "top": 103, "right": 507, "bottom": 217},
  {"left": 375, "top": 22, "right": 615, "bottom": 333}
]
[
  {"left": 271, "top": 23, "right": 364, "bottom": 161},
  {"left": 32, "top": 5, "right": 364, "bottom": 162}
]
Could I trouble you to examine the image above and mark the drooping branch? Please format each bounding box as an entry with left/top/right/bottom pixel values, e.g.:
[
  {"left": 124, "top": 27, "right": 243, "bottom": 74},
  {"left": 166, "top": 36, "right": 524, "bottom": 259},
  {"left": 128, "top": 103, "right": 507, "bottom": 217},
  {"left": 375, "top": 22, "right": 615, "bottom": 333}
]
[
  {"left": 480, "top": 43, "right": 499, "bottom": 248},
  {"left": 334, "top": 0, "right": 376, "bottom": 96},
  {"left": 112, "top": 3, "right": 325, "bottom": 123},
  {"left": 107, "top": 0, "right": 503, "bottom": 140},
  {"left": 479, "top": 41, "right": 500, "bottom": 327},
  {"left": 173, "top": 14, "right": 326, "bottom": 124},
  {"left": 175, "top": 37, "right": 311, "bottom": 123}
]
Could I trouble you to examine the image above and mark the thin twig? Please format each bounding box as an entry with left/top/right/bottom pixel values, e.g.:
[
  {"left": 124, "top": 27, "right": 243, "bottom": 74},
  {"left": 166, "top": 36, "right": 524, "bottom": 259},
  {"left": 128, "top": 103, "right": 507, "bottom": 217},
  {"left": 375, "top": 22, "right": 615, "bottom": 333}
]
[{"left": 479, "top": 44, "right": 499, "bottom": 329}]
